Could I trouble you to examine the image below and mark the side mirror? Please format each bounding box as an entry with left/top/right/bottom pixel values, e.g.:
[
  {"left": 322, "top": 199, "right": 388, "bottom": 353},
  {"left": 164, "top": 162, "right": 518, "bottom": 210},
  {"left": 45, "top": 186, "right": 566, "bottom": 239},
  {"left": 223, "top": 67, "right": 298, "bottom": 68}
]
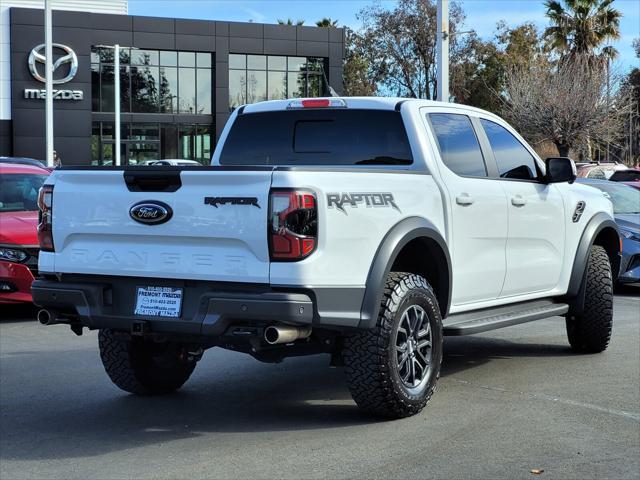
[{"left": 545, "top": 157, "right": 577, "bottom": 184}]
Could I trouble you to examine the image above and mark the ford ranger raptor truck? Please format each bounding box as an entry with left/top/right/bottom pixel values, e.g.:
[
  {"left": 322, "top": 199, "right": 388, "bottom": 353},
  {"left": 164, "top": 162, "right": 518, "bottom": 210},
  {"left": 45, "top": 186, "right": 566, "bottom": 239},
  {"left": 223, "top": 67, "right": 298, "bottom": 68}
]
[{"left": 33, "top": 97, "right": 620, "bottom": 419}]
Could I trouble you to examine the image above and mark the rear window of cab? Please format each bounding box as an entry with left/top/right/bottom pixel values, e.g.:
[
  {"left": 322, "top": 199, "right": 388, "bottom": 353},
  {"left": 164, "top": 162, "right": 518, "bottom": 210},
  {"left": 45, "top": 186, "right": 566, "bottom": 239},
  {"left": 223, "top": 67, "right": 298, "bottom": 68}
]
[{"left": 219, "top": 109, "right": 413, "bottom": 166}]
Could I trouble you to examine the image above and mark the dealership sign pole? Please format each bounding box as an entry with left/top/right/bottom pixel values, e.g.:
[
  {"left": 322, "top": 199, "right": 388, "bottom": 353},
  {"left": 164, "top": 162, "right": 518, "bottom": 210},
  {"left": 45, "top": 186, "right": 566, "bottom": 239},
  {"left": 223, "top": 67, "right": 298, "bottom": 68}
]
[
  {"left": 44, "top": 0, "right": 53, "bottom": 167},
  {"left": 436, "top": 0, "right": 449, "bottom": 103},
  {"left": 115, "top": 44, "right": 121, "bottom": 166}
]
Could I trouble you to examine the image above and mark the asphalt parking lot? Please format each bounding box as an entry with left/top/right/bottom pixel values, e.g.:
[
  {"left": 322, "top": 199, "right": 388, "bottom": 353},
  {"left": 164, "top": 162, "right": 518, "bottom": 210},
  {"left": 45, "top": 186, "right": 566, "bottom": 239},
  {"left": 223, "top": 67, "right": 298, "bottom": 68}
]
[{"left": 1, "top": 289, "right": 638, "bottom": 480}]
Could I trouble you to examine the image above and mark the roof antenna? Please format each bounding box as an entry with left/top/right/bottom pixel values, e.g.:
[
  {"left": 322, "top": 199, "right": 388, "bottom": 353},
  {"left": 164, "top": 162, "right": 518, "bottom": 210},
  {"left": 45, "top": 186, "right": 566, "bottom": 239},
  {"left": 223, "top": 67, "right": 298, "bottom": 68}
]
[{"left": 320, "top": 64, "right": 339, "bottom": 97}]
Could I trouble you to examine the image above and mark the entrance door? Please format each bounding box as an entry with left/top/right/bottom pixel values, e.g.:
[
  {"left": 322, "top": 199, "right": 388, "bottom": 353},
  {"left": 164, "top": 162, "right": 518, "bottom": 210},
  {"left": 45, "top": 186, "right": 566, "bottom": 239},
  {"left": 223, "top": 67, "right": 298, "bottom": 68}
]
[
  {"left": 101, "top": 141, "right": 159, "bottom": 165},
  {"left": 125, "top": 142, "right": 159, "bottom": 165}
]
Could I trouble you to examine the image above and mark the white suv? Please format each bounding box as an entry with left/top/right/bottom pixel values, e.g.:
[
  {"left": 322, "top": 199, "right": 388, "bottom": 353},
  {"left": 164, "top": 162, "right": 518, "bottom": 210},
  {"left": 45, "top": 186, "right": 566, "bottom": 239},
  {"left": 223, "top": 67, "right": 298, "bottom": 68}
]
[{"left": 33, "top": 97, "right": 619, "bottom": 418}]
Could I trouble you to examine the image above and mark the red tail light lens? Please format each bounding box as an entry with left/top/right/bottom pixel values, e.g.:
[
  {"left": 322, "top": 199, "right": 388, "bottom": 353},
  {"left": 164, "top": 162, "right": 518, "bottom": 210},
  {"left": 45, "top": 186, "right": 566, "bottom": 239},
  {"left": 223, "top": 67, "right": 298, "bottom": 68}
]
[
  {"left": 269, "top": 189, "right": 317, "bottom": 261},
  {"left": 37, "top": 185, "right": 54, "bottom": 252}
]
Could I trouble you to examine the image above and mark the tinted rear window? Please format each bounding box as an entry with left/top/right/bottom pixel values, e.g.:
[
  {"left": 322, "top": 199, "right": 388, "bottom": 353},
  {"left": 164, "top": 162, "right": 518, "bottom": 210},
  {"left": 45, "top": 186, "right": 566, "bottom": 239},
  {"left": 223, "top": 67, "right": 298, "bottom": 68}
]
[{"left": 219, "top": 109, "right": 413, "bottom": 166}]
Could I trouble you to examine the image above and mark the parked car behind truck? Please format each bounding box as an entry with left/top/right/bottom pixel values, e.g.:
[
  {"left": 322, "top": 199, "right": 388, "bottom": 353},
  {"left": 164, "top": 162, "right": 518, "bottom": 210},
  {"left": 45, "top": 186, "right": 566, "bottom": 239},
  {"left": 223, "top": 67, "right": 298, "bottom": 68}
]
[
  {"left": 33, "top": 98, "right": 619, "bottom": 418},
  {"left": 577, "top": 178, "right": 640, "bottom": 284},
  {"left": 0, "top": 163, "right": 48, "bottom": 303}
]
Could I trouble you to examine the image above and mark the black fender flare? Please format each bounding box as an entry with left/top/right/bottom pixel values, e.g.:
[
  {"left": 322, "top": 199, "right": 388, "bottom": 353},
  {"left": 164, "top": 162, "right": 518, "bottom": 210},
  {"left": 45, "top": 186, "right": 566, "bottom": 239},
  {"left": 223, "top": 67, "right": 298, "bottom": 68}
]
[
  {"left": 566, "top": 212, "right": 620, "bottom": 313},
  {"left": 359, "top": 217, "right": 452, "bottom": 329}
]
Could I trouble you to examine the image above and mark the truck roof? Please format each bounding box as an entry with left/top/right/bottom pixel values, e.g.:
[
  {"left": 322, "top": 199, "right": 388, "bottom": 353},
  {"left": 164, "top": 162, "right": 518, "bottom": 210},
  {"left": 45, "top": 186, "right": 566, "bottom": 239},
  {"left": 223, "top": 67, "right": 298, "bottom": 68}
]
[{"left": 241, "top": 97, "right": 497, "bottom": 118}]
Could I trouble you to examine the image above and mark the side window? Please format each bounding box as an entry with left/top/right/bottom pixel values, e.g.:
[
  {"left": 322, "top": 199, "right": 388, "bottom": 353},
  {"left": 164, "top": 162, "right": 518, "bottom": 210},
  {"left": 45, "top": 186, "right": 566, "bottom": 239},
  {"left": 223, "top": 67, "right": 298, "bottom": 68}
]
[
  {"left": 428, "top": 113, "right": 487, "bottom": 177},
  {"left": 480, "top": 119, "right": 539, "bottom": 181}
]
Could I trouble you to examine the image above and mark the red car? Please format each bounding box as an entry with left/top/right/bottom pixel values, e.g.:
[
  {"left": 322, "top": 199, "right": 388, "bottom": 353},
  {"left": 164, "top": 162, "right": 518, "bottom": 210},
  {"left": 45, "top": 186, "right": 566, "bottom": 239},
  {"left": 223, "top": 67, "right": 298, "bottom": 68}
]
[{"left": 0, "top": 163, "right": 49, "bottom": 303}]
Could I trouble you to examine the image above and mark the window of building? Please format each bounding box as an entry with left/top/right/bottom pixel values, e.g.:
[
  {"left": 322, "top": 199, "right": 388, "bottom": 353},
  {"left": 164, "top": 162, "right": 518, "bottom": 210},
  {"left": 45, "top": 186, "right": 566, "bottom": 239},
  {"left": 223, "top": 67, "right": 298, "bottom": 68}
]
[
  {"left": 428, "top": 113, "right": 487, "bottom": 177},
  {"left": 91, "top": 122, "right": 212, "bottom": 166},
  {"left": 480, "top": 119, "right": 539, "bottom": 181},
  {"left": 91, "top": 47, "right": 212, "bottom": 115},
  {"left": 228, "top": 54, "right": 326, "bottom": 111}
]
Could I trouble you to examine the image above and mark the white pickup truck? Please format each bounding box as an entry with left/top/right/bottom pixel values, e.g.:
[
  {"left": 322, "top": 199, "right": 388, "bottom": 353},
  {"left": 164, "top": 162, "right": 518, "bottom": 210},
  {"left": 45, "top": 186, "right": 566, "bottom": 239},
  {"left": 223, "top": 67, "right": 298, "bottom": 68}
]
[{"left": 34, "top": 97, "right": 620, "bottom": 418}]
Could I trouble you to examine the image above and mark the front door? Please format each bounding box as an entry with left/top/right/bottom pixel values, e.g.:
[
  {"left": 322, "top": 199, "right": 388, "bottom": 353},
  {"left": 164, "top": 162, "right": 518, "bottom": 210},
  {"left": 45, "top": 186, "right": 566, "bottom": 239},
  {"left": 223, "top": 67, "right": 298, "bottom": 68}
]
[
  {"left": 424, "top": 110, "right": 509, "bottom": 306},
  {"left": 477, "top": 118, "right": 565, "bottom": 296}
]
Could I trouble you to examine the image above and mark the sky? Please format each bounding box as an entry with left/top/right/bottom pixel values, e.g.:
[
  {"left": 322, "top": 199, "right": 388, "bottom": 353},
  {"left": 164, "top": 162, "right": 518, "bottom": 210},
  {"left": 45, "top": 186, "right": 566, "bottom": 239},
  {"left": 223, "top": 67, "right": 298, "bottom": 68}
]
[{"left": 129, "top": 0, "right": 640, "bottom": 71}]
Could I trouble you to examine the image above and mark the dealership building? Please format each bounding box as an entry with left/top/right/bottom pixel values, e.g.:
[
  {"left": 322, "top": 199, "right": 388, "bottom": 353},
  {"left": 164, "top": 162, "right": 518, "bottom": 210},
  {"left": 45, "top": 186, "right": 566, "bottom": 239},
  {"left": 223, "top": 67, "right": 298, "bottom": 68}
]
[{"left": 0, "top": 1, "right": 345, "bottom": 165}]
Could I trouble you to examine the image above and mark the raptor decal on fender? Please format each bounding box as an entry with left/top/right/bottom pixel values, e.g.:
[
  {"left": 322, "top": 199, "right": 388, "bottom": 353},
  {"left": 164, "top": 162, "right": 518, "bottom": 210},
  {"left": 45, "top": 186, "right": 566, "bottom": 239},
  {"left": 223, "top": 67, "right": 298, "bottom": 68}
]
[{"left": 327, "top": 192, "right": 401, "bottom": 214}]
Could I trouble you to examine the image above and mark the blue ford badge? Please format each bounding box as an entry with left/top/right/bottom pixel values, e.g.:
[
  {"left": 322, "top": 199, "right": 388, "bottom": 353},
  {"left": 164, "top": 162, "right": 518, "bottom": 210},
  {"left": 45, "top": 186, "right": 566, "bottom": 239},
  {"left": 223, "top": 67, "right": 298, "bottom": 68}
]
[{"left": 129, "top": 201, "right": 172, "bottom": 225}]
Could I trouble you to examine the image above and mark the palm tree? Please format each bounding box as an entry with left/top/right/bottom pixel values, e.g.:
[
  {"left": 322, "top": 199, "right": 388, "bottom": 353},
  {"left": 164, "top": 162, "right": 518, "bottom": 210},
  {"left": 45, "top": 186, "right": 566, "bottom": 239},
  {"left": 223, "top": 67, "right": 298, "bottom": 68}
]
[
  {"left": 277, "top": 18, "right": 305, "bottom": 26},
  {"left": 544, "top": 0, "right": 622, "bottom": 60},
  {"left": 315, "top": 18, "right": 339, "bottom": 28}
]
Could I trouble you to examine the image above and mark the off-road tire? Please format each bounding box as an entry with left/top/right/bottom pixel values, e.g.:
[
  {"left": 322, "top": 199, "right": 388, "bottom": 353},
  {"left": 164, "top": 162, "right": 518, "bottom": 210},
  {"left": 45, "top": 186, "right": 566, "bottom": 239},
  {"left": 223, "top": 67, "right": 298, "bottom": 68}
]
[
  {"left": 566, "top": 245, "right": 613, "bottom": 353},
  {"left": 342, "top": 272, "right": 443, "bottom": 418},
  {"left": 98, "top": 329, "right": 196, "bottom": 395}
]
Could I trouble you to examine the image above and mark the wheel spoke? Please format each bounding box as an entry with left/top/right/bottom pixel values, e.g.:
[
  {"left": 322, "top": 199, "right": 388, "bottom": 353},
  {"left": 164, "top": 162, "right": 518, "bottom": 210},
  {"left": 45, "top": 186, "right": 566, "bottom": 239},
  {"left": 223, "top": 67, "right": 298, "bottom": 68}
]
[
  {"left": 398, "top": 353, "right": 409, "bottom": 369},
  {"left": 409, "top": 357, "right": 416, "bottom": 385},
  {"left": 402, "top": 361, "right": 411, "bottom": 382},
  {"left": 417, "top": 321, "right": 431, "bottom": 338},
  {"left": 413, "top": 357, "right": 424, "bottom": 378},
  {"left": 417, "top": 347, "right": 431, "bottom": 366}
]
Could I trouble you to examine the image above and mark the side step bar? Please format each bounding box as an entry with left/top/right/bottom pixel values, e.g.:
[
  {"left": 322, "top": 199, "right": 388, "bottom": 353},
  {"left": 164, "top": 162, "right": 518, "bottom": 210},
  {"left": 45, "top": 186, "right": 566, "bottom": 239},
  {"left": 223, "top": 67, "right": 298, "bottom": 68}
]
[{"left": 443, "top": 299, "right": 569, "bottom": 336}]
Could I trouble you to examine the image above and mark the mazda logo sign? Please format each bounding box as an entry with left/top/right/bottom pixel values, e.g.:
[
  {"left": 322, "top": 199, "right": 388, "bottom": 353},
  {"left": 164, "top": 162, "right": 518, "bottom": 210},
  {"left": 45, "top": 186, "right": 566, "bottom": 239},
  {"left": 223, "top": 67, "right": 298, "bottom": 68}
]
[
  {"left": 129, "top": 201, "right": 173, "bottom": 225},
  {"left": 28, "top": 43, "right": 78, "bottom": 84}
]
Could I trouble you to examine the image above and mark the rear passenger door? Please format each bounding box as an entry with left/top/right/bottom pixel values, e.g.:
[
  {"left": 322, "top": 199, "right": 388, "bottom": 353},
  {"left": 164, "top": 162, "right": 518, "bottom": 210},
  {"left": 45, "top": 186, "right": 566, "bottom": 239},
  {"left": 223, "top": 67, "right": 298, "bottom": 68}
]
[
  {"left": 477, "top": 118, "right": 565, "bottom": 296},
  {"left": 425, "top": 111, "right": 508, "bottom": 305}
]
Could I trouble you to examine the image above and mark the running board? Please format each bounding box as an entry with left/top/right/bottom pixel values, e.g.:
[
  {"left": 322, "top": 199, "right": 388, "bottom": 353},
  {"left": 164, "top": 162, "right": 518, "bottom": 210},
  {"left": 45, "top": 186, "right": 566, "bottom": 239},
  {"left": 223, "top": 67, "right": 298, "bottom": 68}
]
[{"left": 443, "top": 299, "right": 569, "bottom": 336}]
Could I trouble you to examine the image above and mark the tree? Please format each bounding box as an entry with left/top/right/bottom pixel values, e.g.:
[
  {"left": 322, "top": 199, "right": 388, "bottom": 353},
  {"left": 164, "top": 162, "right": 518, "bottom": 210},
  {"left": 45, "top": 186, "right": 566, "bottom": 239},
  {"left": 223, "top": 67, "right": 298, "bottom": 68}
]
[
  {"left": 619, "top": 38, "right": 640, "bottom": 165},
  {"left": 544, "top": 0, "right": 622, "bottom": 61},
  {"left": 356, "top": 0, "right": 471, "bottom": 99},
  {"left": 451, "top": 22, "right": 549, "bottom": 114},
  {"left": 277, "top": 18, "right": 304, "bottom": 26},
  {"left": 343, "top": 28, "right": 377, "bottom": 96},
  {"left": 316, "top": 18, "right": 339, "bottom": 28},
  {"left": 502, "top": 55, "right": 630, "bottom": 157}
]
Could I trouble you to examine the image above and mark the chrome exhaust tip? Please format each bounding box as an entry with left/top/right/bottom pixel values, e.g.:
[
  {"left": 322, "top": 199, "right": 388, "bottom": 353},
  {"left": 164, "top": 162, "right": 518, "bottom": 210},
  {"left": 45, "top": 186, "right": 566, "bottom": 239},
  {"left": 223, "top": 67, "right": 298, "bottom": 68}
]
[
  {"left": 37, "top": 309, "right": 53, "bottom": 325},
  {"left": 37, "top": 309, "right": 66, "bottom": 326},
  {"left": 264, "top": 325, "right": 312, "bottom": 345}
]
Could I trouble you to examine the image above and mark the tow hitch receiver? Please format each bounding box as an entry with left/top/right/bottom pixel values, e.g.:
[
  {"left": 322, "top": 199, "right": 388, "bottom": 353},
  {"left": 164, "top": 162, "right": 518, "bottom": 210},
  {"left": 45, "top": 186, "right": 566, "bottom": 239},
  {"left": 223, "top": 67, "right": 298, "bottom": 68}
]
[{"left": 131, "top": 321, "right": 150, "bottom": 336}]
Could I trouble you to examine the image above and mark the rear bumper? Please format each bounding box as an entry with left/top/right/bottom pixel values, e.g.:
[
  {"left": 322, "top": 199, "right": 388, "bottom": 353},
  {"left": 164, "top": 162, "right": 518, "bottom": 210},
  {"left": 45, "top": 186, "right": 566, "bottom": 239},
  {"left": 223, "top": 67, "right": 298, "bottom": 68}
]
[
  {"left": 0, "top": 261, "right": 35, "bottom": 304},
  {"left": 32, "top": 276, "right": 316, "bottom": 337}
]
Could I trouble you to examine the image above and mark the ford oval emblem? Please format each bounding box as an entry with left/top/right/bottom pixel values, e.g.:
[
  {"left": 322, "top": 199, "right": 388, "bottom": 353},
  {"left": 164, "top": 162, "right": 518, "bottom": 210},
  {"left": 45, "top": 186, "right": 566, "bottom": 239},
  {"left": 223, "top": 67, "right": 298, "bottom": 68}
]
[{"left": 129, "top": 201, "right": 173, "bottom": 225}]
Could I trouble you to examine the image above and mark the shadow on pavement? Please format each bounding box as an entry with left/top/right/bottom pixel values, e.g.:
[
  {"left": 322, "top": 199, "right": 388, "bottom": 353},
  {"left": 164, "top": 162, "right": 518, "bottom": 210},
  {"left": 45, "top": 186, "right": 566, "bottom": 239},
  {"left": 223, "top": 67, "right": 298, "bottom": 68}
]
[
  {"left": 0, "top": 303, "right": 37, "bottom": 322},
  {"left": 0, "top": 329, "right": 583, "bottom": 462},
  {"left": 614, "top": 284, "right": 640, "bottom": 297},
  {"left": 442, "top": 335, "right": 574, "bottom": 377}
]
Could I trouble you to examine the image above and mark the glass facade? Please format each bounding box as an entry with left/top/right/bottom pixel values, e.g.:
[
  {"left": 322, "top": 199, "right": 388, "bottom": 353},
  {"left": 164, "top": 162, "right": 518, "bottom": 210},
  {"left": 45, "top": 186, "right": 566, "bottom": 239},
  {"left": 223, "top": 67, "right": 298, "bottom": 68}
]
[
  {"left": 228, "top": 54, "right": 326, "bottom": 111},
  {"left": 91, "top": 47, "right": 213, "bottom": 114},
  {"left": 91, "top": 122, "right": 212, "bottom": 165}
]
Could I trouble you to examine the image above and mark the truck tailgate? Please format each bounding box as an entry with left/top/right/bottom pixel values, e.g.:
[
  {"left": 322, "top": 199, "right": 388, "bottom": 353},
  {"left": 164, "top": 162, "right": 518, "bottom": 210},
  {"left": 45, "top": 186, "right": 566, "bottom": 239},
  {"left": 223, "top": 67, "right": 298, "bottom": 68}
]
[{"left": 48, "top": 168, "right": 273, "bottom": 283}]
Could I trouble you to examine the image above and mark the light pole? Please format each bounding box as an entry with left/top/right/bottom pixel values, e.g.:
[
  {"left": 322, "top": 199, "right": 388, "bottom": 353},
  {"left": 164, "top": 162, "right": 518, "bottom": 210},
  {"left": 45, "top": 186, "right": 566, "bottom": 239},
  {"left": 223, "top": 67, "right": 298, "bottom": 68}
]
[
  {"left": 44, "top": 0, "right": 53, "bottom": 167},
  {"left": 96, "top": 44, "right": 129, "bottom": 166},
  {"left": 436, "top": 0, "right": 449, "bottom": 102},
  {"left": 114, "top": 44, "right": 120, "bottom": 166}
]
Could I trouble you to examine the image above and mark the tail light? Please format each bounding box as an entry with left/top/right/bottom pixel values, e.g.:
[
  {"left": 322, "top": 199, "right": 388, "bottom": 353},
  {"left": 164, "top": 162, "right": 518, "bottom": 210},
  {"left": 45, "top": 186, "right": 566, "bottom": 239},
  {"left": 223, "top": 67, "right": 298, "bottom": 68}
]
[
  {"left": 269, "top": 189, "right": 317, "bottom": 261},
  {"left": 37, "top": 185, "right": 54, "bottom": 252}
]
